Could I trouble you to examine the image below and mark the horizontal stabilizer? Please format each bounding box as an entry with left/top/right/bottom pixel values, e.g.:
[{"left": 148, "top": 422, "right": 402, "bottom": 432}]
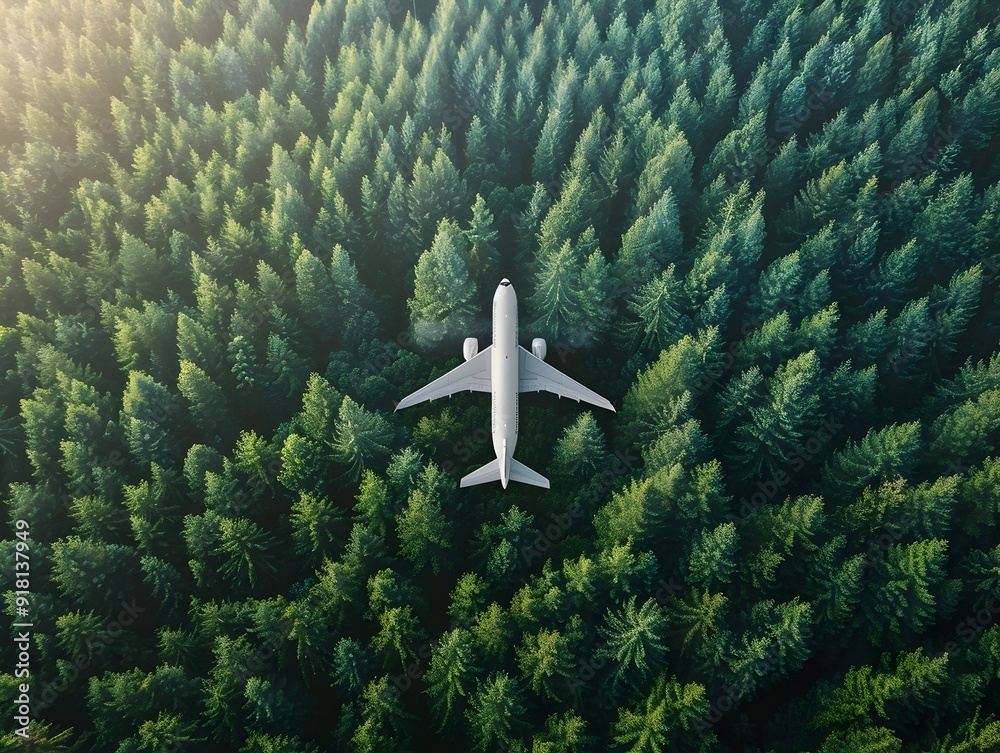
[
  {"left": 459, "top": 457, "right": 550, "bottom": 488},
  {"left": 460, "top": 459, "right": 500, "bottom": 488},
  {"left": 509, "top": 458, "right": 550, "bottom": 488}
]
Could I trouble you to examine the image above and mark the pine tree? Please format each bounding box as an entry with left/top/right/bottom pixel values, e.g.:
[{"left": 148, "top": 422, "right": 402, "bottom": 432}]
[
  {"left": 472, "top": 506, "right": 536, "bottom": 587},
  {"left": 124, "top": 464, "right": 182, "bottom": 555},
  {"left": 598, "top": 597, "right": 669, "bottom": 690},
  {"left": 278, "top": 433, "right": 329, "bottom": 493},
  {"left": 327, "top": 244, "right": 374, "bottom": 342},
  {"left": 465, "top": 194, "right": 499, "bottom": 283},
  {"left": 927, "top": 265, "right": 983, "bottom": 370},
  {"left": 372, "top": 604, "right": 426, "bottom": 670},
  {"left": 408, "top": 220, "right": 478, "bottom": 349},
  {"left": 465, "top": 672, "right": 527, "bottom": 753},
  {"left": 867, "top": 539, "right": 957, "bottom": 643},
  {"left": 232, "top": 430, "right": 280, "bottom": 493},
  {"left": 886, "top": 88, "right": 939, "bottom": 178},
  {"left": 685, "top": 523, "right": 738, "bottom": 589},
  {"left": 265, "top": 186, "right": 312, "bottom": 258},
  {"left": 332, "top": 638, "right": 374, "bottom": 698},
  {"left": 294, "top": 245, "right": 339, "bottom": 334},
  {"left": 532, "top": 106, "right": 572, "bottom": 188},
  {"left": 265, "top": 333, "right": 311, "bottom": 400},
  {"left": 297, "top": 373, "right": 341, "bottom": 441},
  {"left": 610, "top": 674, "right": 710, "bottom": 753},
  {"left": 632, "top": 125, "right": 695, "bottom": 218},
  {"left": 218, "top": 518, "right": 277, "bottom": 592},
  {"left": 349, "top": 675, "right": 413, "bottom": 752},
  {"left": 109, "top": 301, "right": 179, "bottom": 384},
  {"left": 725, "top": 351, "right": 823, "bottom": 479},
  {"left": 425, "top": 628, "right": 481, "bottom": 728},
  {"left": 176, "top": 311, "right": 224, "bottom": 377},
  {"left": 616, "top": 189, "right": 683, "bottom": 293},
  {"left": 397, "top": 463, "right": 454, "bottom": 575},
  {"left": 355, "top": 470, "right": 394, "bottom": 539},
  {"left": 821, "top": 422, "right": 922, "bottom": 503},
  {"left": 330, "top": 397, "right": 393, "bottom": 481},
  {"left": 529, "top": 227, "right": 611, "bottom": 348},
  {"left": 51, "top": 535, "right": 140, "bottom": 604},
  {"left": 121, "top": 371, "right": 182, "bottom": 467},
  {"left": 624, "top": 265, "right": 689, "bottom": 354},
  {"left": 516, "top": 628, "right": 575, "bottom": 702},
  {"left": 177, "top": 359, "right": 228, "bottom": 438},
  {"left": 622, "top": 329, "right": 719, "bottom": 444},
  {"left": 531, "top": 712, "right": 592, "bottom": 753},
  {"left": 228, "top": 335, "right": 265, "bottom": 392},
  {"left": 808, "top": 537, "right": 864, "bottom": 637},
  {"left": 291, "top": 491, "right": 347, "bottom": 566},
  {"left": 408, "top": 149, "right": 468, "bottom": 256},
  {"left": 704, "top": 110, "right": 767, "bottom": 189},
  {"left": 549, "top": 411, "right": 608, "bottom": 485},
  {"left": 118, "top": 231, "right": 170, "bottom": 301}
]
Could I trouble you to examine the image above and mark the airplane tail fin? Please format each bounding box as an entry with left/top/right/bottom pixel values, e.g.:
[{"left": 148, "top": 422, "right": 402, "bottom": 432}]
[
  {"left": 460, "top": 459, "right": 500, "bottom": 488},
  {"left": 509, "top": 458, "right": 550, "bottom": 488},
  {"left": 459, "top": 458, "right": 550, "bottom": 488}
]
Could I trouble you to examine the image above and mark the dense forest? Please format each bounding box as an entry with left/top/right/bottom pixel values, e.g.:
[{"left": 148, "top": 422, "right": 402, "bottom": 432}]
[{"left": 0, "top": 0, "right": 999, "bottom": 749}]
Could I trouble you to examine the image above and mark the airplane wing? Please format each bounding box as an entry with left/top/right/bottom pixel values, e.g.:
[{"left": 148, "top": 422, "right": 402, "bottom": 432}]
[
  {"left": 517, "top": 346, "right": 615, "bottom": 412},
  {"left": 395, "top": 346, "right": 493, "bottom": 411}
]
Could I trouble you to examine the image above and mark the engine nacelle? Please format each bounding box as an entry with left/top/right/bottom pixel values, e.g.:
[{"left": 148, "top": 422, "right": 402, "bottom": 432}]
[
  {"left": 531, "top": 338, "right": 547, "bottom": 361},
  {"left": 463, "top": 337, "right": 478, "bottom": 361}
]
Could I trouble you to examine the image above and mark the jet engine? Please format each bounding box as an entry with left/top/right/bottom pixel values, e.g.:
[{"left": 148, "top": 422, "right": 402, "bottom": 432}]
[
  {"left": 532, "top": 338, "right": 547, "bottom": 360},
  {"left": 463, "top": 337, "right": 478, "bottom": 361}
]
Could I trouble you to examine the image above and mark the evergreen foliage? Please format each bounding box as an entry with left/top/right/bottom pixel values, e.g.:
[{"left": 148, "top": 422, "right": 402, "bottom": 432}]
[{"left": 0, "top": 0, "right": 998, "bottom": 749}]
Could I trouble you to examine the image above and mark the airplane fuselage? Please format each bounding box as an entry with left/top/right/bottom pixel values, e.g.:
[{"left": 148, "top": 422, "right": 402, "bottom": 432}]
[
  {"left": 394, "top": 276, "right": 614, "bottom": 489},
  {"left": 492, "top": 279, "right": 518, "bottom": 487}
]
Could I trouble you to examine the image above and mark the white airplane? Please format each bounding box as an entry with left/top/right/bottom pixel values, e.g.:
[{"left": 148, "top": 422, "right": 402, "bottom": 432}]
[{"left": 395, "top": 278, "right": 615, "bottom": 489}]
